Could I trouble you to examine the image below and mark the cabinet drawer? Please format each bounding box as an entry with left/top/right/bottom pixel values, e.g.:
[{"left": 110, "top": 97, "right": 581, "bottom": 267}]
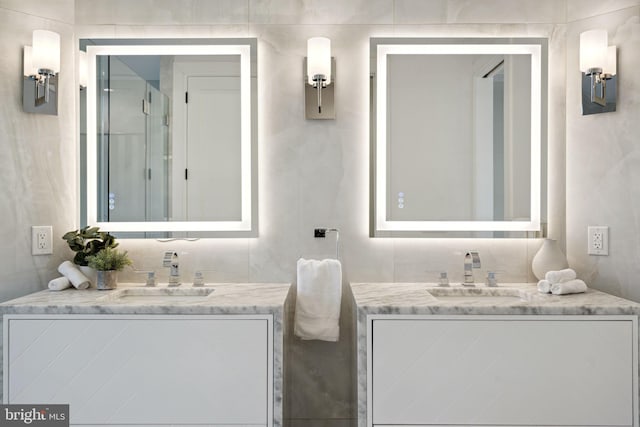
[
  {"left": 5, "top": 315, "right": 270, "bottom": 426},
  {"left": 372, "top": 317, "right": 637, "bottom": 426}
]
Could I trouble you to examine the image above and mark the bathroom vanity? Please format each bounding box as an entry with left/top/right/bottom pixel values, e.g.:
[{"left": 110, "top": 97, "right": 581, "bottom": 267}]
[
  {"left": 351, "top": 283, "right": 640, "bottom": 427},
  {"left": 0, "top": 283, "right": 291, "bottom": 427}
]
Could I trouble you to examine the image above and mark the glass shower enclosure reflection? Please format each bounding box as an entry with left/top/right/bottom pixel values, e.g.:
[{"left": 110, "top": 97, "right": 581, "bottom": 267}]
[{"left": 96, "top": 55, "right": 169, "bottom": 223}]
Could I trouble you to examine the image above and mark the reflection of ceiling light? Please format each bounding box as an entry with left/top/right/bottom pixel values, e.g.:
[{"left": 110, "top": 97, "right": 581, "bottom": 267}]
[
  {"left": 79, "top": 50, "right": 88, "bottom": 89},
  {"left": 580, "top": 29, "right": 616, "bottom": 108},
  {"left": 103, "top": 88, "right": 114, "bottom": 92},
  {"left": 23, "top": 30, "right": 60, "bottom": 114}
]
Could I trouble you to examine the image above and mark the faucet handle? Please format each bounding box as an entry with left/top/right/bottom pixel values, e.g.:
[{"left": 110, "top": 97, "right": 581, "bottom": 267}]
[
  {"left": 193, "top": 271, "right": 205, "bottom": 287},
  {"left": 438, "top": 272, "right": 450, "bottom": 287},
  {"left": 485, "top": 271, "right": 498, "bottom": 287},
  {"left": 146, "top": 272, "right": 157, "bottom": 287}
]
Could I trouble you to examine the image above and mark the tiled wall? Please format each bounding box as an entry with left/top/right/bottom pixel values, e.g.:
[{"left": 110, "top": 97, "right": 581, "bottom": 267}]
[
  {"left": 565, "top": 2, "right": 640, "bottom": 301},
  {"left": 0, "top": 1, "right": 76, "bottom": 302},
  {"left": 0, "top": 0, "right": 598, "bottom": 425}
]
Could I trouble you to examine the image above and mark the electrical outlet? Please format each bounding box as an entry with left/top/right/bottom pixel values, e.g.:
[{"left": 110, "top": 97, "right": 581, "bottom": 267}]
[
  {"left": 588, "top": 225, "right": 609, "bottom": 256},
  {"left": 32, "top": 225, "right": 53, "bottom": 255}
]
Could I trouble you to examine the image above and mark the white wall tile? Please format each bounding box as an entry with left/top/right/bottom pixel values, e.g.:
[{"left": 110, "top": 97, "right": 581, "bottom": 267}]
[
  {"left": 391, "top": 239, "right": 533, "bottom": 284},
  {"left": 0, "top": 0, "right": 74, "bottom": 24},
  {"left": 565, "top": 7, "right": 640, "bottom": 301},
  {"left": 0, "top": 7, "right": 76, "bottom": 299},
  {"left": 112, "top": 24, "right": 247, "bottom": 38},
  {"left": 395, "top": 0, "right": 565, "bottom": 25},
  {"left": 394, "top": 0, "right": 448, "bottom": 24},
  {"left": 75, "top": 0, "right": 248, "bottom": 25},
  {"left": 446, "top": 0, "right": 566, "bottom": 24},
  {"left": 546, "top": 23, "right": 568, "bottom": 246},
  {"left": 249, "top": 0, "right": 393, "bottom": 24},
  {"left": 567, "top": 0, "right": 639, "bottom": 22},
  {"left": 388, "top": 22, "right": 558, "bottom": 38}
]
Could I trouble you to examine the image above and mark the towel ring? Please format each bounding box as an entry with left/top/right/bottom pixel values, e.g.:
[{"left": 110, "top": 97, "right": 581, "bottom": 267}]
[{"left": 326, "top": 228, "right": 339, "bottom": 260}]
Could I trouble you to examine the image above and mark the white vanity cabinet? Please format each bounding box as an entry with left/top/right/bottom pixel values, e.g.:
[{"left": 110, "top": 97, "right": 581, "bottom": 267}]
[
  {"left": 369, "top": 315, "right": 638, "bottom": 427},
  {"left": 3, "top": 314, "right": 273, "bottom": 426}
]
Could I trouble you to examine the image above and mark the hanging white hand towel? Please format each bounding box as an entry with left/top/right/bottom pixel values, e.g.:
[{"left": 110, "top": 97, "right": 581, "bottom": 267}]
[{"left": 294, "top": 258, "right": 342, "bottom": 342}]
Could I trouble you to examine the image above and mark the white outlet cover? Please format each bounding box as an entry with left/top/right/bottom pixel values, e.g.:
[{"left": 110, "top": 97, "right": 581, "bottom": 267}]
[
  {"left": 32, "top": 225, "right": 53, "bottom": 255},
  {"left": 588, "top": 225, "right": 609, "bottom": 256}
]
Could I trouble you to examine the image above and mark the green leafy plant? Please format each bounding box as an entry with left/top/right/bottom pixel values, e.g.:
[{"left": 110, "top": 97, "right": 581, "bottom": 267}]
[
  {"left": 86, "top": 247, "right": 133, "bottom": 271},
  {"left": 62, "top": 226, "right": 118, "bottom": 266}
]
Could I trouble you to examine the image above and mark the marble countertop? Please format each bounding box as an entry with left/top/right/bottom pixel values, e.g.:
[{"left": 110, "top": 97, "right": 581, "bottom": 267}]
[
  {"left": 0, "top": 283, "right": 292, "bottom": 315},
  {"left": 350, "top": 282, "right": 640, "bottom": 315}
]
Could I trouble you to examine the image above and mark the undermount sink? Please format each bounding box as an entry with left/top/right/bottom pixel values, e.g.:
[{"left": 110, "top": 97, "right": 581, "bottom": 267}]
[
  {"left": 98, "top": 287, "right": 215, "bottom": 302},
  {"left": 427, "top": 287, "right": 533, "bottom": 303}
]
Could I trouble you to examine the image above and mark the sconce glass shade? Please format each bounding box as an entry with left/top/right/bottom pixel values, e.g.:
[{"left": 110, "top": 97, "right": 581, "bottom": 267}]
[
  {"left": 579, "top": 29, "right": 607, "bottom": 73},
  {"left": 604, "top": 45, "right": 617, "bottom": 75},
  {"left": 23, "top": 46, "right": 38, "bottom": 76},
  {"left": 32, "top": 30, "right": 60, "bottom": 74},
  {"left": 307, "top": 37, "right": 331, "bottom": 85},
  {"left": 78, "top": 50, "right": 88, "bottom": 88}
]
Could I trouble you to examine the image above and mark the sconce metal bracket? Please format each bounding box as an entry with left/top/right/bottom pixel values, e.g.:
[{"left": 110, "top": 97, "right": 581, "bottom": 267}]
[
  {"left": 581, "top": 72, "right": 616, "bottom": 115},
  {"left": 304, "top": 57, "right": 335, "bottom": 120},
  {"left": 23, "top": 75, "right": 58, "bottom": 115}
]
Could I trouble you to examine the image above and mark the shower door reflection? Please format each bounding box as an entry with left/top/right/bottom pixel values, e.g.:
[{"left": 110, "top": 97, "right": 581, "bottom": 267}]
[{"left": 97, "top": 55, "right": 169, "bottom": 223}]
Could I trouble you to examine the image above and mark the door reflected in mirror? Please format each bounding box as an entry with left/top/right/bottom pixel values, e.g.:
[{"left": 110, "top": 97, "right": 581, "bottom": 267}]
[{"left": 81, "top": 39, "right": 257, "bottom": 236}]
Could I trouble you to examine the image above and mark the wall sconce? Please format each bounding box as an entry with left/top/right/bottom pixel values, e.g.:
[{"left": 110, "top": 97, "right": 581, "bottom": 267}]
[
  {"left": 23, "top": 30, "right": 60, "bottom": 115},
  {"left": 580, "top": 29, "right": 617, "bottom": 115},
  {"left": 304, "top": 37, "right": 335, "bottom": 120}
]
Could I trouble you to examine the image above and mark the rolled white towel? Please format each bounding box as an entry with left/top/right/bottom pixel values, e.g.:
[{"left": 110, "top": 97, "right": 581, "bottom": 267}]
[
  {"left": 537, "top": 279, "right": 552, "bottom": 293},
  {"left": 551, "top": 279, "right": 588, "bottom": 295},
  {"left": 545, "top": 268, "right": 576, "bottom": 284},
  {"left": 57, "top": 261, "right": 91, "bottom": 290},
  {"left": 48, "top": 276, "right": 72, "bottom": 291}
]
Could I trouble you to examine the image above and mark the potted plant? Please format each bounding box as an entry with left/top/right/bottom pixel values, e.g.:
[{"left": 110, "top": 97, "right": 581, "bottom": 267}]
[
  {"left": 62, "top": 226, "right": 118, "bottom": 266},
  {"left": 62, "top": 226, "right": 118, "bottom": 286},
  {"left": 86, "top": 247, "right": 133, "bottom": 290}
]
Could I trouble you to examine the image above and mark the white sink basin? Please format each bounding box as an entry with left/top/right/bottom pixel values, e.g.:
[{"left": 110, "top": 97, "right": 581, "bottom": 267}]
[
  {"left": 427, "top": 287, "right": 534, "bottom": 303},
  {"left": 97, "top": 287, "right": 215, "bottom": 302}
]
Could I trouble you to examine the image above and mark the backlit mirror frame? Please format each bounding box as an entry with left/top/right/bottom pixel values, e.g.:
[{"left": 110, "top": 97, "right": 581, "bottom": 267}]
[
  {"left": 83, "top": 39, "right": 257, "bottom": 235},
  {"left": 371, "top": 38, "right": 547, "bottom": 237}
]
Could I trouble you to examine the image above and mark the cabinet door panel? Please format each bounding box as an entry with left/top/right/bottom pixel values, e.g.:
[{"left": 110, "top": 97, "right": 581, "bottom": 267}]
[
  {"left": 7, "top": 317, "right": 268, "bottom": 425},
  {"left": 372, "top": 319, "right": 635, "bottom": 426}
]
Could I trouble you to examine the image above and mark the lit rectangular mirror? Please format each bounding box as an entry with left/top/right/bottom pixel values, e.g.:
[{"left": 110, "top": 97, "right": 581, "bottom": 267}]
[
  {"left": 370, "top": 38, "right": 547, "bottom": 237},
  {"left": 80, "top": 38, "right": 257, "bottom": 238}
]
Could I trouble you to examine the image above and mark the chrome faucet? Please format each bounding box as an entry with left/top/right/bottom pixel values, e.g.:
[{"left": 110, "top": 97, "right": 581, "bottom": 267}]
[
  {"left": 163, "top": 251, "right": 181, "bottom": 287},
  {"left": 463, "top": 251, "right": 481, "bottom": 286}
]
